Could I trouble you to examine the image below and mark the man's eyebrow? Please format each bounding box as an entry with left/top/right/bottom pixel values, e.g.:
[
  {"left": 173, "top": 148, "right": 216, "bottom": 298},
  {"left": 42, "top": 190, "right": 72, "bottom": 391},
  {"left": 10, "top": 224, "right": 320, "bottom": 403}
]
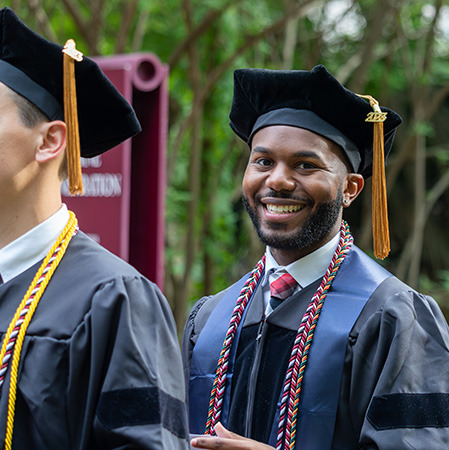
[
  {"left": 251, "top": 146, "right": 270, "bottom": 154},
  {"left": 292, "top": 150, "right": 319, "bottom": 158}
]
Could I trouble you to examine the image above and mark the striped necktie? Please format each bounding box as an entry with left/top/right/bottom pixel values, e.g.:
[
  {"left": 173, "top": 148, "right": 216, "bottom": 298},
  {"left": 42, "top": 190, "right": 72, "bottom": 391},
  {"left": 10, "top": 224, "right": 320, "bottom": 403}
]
[{"left": 269, "top": 272, "right": 297, "bottom": 311}]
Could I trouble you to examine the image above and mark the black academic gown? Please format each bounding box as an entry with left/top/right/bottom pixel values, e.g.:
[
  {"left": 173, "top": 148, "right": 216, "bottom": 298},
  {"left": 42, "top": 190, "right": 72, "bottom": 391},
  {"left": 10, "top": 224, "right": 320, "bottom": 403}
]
[
  {"left": 182, "top": 247, "right": 449, "bottom": 449},
  {"left": 0, "top": 232, "right": 189, "bottom": 449}
]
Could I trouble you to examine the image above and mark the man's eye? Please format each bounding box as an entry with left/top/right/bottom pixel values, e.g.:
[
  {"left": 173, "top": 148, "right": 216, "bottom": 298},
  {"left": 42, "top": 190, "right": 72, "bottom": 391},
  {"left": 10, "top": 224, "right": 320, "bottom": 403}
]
[
  {"left": 256, "top": 158, "right": 273, "bottom": 166},
  {"left": 297, "top": 162, "right": 316, "bottom": 169}
]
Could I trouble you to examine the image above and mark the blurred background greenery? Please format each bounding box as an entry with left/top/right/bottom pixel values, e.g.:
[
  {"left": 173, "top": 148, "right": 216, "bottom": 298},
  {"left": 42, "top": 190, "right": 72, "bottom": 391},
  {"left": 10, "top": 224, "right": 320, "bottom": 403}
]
[{"left": 6, "top": 0, "right": 449, "bottom": 329}]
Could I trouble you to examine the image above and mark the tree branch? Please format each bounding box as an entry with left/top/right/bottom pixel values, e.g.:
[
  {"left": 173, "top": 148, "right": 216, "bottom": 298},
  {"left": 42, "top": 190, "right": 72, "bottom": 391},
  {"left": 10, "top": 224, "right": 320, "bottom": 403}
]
[
  {"left": 168, "top": 0, "right": 239, "bottom": 67},
  {"left": 115, "top": 0, "right": 139, "bottom": 54},
  {"left": 61, "top": 0, "right": 98, "bottom": 54},
  {"left": 28, "top": 0, "right": 58, "bottom": 42},
  {"left": 131, "top": 7, "right": 151, "bottom": 52},
  {"left": 347, "top": 0, "right": 393, "bottom": 93},
  {"left": 422, "top": 0, "right": 442, "bottom": 75}
]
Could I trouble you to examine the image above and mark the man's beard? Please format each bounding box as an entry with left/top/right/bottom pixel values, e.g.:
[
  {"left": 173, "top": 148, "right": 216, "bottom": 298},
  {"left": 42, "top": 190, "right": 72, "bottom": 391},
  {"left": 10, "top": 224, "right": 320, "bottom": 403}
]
[{"left": 242, "top": 190, "right": 343, "bottom": 251}]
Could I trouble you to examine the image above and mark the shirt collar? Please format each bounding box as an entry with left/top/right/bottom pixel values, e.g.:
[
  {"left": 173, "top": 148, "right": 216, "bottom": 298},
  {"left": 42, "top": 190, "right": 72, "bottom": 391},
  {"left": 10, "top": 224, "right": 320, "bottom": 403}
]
[
  {"left": 263, "top": 231, "right": 341, "bottom": 288},
  {"left": 0, "top": 204, "right": 70, "bottom": 284}
]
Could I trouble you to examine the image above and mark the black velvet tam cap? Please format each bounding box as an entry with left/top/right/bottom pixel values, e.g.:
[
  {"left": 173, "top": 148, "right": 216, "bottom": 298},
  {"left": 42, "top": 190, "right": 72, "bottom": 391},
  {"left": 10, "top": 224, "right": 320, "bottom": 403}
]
[
  {"left": 229, "top": 65, "right": 402, "bottom": 179},
  {"left": 0, "top": 7, "right": 141, "bottom": 157}
]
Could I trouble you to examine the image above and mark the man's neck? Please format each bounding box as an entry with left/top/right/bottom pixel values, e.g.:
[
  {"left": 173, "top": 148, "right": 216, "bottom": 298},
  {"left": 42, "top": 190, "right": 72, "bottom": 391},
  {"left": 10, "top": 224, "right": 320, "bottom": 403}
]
[
  {"left": 266, "top": 232, "right": 341, "bottom": 289},
  {"left": 0, "top": 193, "right": 62, "bottom": 251},
  {"left": 270, "top": 242, "right": 328, "bottom": 266},
  {"left": 269, "top": 222, "right": 343, "bottom": 266}
]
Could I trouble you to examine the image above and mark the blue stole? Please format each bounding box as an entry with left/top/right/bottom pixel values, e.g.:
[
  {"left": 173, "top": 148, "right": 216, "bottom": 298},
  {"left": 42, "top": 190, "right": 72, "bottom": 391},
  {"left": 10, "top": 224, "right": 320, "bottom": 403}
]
[{"left": 189, "top": 247, "right": 391, "bottom": 448}]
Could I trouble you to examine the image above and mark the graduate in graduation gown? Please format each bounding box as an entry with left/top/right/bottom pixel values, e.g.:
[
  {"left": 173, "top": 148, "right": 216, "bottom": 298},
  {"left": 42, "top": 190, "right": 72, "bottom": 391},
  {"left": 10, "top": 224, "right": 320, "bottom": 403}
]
[
  {"left": 0, "top": 8, "right": 188, "bottom": 449},
  {"left": 182, "top": 66, "right": 449, "bottom": 449}
]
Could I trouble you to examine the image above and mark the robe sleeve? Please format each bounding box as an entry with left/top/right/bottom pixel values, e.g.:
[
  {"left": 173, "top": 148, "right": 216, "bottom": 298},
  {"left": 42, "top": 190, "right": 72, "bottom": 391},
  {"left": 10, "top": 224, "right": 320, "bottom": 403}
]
[
  {"left": 181, "top": 296, "right": 209, "bottom": 400},
  {"left": 181, "top": 292, "right": 225, "bottom": 406},
  {"left": 67, "top": 275, "right": 189, "bottom": 449},
  {"left": 336, "top": 277, "right": 449, "bottom": 449}
]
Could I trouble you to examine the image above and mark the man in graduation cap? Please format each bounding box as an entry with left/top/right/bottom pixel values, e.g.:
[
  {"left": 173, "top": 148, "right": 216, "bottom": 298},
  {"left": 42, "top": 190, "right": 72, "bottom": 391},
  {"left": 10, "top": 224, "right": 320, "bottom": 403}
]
[
  {"left": 182, "top": 65, "right": 449, "bottom": 449},
  {"left": 0, "top": 7, "right": 188, "bottom": 450}
]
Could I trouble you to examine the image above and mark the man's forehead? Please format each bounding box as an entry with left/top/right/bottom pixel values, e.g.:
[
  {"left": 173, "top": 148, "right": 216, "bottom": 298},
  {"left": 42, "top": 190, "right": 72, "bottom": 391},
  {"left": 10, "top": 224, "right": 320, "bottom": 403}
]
[{"left": 251, "top": 125, "right": 341, "bottom": 151}]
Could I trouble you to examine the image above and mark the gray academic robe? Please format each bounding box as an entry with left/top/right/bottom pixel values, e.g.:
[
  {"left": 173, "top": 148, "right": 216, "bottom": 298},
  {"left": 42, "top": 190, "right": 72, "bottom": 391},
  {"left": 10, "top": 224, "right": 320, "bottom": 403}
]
[
  {"left": 182, "top": 246, "right": 449, "bottom": 449},
  {"left": 0, "top": 231, "right": 189, "bottom": 449}
]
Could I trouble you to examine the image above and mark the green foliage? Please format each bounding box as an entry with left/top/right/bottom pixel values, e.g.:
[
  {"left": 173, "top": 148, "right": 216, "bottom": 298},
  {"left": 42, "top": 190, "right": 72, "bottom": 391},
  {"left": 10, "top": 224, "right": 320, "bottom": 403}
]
[
  {"left": 434, "top": 147, "right": 449, "bottom": 165},
  {"left": 7, "top": 0, "right": 449, "bottom": 324},
  {"left": 413, "top": 121, "right": 435, "bottom": 137}
]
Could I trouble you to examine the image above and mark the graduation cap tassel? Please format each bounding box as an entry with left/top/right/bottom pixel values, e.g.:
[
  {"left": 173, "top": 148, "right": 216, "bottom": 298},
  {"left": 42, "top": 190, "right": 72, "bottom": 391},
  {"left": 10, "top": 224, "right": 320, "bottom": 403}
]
[
  {"left": 372, "top": 117, "right": 390, "bottom": 259},
  {"left": 62, "top": 39, "right": 84, "bottom": 196},
  {"left": 357, "top": 94, "right": 389, "bottom": 259}
]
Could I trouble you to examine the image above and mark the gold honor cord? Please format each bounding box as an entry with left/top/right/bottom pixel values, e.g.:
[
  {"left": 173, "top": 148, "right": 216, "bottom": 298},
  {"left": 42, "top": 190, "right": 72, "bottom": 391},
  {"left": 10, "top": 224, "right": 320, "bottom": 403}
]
[{"left": 1, "top": 211, "right": 78, "bottom": 450}]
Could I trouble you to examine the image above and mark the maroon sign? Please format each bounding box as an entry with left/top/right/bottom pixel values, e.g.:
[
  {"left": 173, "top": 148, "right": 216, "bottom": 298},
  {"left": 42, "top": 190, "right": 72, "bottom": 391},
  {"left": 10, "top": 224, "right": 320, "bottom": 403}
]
[{"left": 62, "top": 53, "right": 168, "bottom": 289}]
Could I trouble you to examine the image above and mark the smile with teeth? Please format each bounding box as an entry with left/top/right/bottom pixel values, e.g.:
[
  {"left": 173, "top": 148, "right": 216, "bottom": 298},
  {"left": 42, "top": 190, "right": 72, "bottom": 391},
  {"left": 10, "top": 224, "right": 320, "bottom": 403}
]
[{"left": 265, "top": 203, "right": 304, "bottom": 214}]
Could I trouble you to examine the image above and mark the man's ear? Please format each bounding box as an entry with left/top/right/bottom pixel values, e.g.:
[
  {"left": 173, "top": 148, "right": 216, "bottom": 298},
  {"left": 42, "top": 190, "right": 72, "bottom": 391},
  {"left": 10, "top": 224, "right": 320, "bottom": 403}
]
[
  {"left": 35, "top": 120, "right": 66, "bottom": 163},
  {"left": 342, "top": 173, "right": 364, "bottom": 207}
]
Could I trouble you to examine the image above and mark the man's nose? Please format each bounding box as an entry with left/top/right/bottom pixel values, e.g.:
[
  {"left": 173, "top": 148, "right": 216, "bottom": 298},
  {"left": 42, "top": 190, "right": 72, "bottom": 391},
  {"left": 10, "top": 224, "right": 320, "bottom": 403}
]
[{"left": 266, "top": 163, "right": 296, "bottom": 192}]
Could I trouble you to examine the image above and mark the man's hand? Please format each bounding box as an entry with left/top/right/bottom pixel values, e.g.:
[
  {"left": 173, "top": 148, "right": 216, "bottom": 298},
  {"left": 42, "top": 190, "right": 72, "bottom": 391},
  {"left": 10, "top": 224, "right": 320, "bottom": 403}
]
[{"left": 190, "top": 422, "right": 275, "bottom": 449}]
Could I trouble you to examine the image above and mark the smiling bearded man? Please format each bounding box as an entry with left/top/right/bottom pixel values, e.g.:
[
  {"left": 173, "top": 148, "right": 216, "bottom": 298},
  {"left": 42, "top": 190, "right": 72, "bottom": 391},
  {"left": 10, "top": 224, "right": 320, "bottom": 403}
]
[{"left": 182, "top": 66, "right": 449, "bottom": 450}]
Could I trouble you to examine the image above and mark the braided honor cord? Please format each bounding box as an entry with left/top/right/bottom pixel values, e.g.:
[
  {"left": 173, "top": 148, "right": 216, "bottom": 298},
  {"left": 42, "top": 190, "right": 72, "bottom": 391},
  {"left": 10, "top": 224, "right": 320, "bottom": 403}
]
[
  {"left": 0, "top": 211, "right": 78, "bottom": 450},
  {"left": 204, "top": 255, "right": 266, "bottom": 435},
  {"left": 277, "top": 220, "right": 353, "bottom": 450}
]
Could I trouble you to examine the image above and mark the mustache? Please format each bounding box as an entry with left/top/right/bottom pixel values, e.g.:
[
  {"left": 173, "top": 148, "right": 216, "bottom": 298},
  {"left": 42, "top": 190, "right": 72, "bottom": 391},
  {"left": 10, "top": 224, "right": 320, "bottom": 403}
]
[{"left": 253, "top": 190, "right": 313, "bottom": 205}]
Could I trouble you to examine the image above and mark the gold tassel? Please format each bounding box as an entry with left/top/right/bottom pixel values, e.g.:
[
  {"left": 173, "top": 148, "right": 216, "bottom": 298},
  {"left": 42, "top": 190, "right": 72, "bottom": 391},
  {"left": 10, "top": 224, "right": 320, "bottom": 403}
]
[
  {"left": 62, "top": 39, "right": 84, "bottom": 196},
  {"left": 357, "top": 94, "right": 389, "bottom": 259}
]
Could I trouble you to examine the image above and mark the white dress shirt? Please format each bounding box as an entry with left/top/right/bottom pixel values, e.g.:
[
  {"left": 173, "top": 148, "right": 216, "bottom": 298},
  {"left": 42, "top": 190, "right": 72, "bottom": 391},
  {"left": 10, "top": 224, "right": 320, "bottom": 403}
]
[
  {"left": 262, "top": 232, "right": 341, "bottom": 315},
  {"left": 0, "top": 204, "right": 70, "bottom": 284}
]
